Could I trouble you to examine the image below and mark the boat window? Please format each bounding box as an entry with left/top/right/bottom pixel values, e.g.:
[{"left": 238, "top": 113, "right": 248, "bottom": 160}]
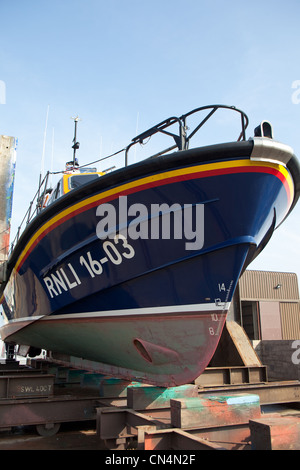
[
  {"left": 68, "top": 173, "right": 100, "bottom": 190},
  {"left": 56, "top": 180, "right": 63, "bottom": 199},
  {"left": 47, "top": 180, "right": 63, "bottom": 205}
]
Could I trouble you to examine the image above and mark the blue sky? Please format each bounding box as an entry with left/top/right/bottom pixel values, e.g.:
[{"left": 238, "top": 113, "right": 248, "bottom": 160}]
[{"left": 0, "top": 0, "right": 300, "bottom": 284}]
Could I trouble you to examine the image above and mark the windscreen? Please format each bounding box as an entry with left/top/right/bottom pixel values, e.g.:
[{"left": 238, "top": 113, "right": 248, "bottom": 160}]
[{"left": 69, "top": 173, "right": 100, "bottom": 189}]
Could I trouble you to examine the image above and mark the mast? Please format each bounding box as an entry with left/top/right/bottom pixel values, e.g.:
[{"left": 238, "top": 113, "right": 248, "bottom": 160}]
[{"left": 71, "top": 115, "right": 81, "bottom": 167}]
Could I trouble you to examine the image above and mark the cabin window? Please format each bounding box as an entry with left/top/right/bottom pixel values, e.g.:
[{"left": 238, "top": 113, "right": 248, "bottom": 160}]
[
  {"left": 68, "top": 174, "right": 100, "bottom": 190},
  {"left": 47, "top": 180, "right": 63, "bottom": 206},
  {"left": 55, "top": 180, "right": 62, "bottom": 199}
]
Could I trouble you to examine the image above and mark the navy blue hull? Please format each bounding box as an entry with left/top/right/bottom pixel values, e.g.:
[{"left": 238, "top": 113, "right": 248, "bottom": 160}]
[
  {"left": 4, "top": 167, "right": 285, "bottom": 319},
  {"left": 1, "top": 150, "right": 292, "bottom": 319},
  {"left": 0, "top": 139, "right": 298, "bottom": 386}
]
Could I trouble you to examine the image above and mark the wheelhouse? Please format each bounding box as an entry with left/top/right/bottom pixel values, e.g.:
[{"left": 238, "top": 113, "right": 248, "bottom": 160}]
[{"left": 46, "top": 168, "right": 104, "bottom": 206}]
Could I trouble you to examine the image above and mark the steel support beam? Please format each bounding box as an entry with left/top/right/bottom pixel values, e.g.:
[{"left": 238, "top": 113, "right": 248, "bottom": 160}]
[{"left": 198, "top": 380, "right": 300, "bottom": 405}]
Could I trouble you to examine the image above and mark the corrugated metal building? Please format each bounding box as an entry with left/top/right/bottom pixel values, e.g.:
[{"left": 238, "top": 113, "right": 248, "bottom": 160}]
[{"left": 238, "top": 270, "right": 300, "bottom": 341}]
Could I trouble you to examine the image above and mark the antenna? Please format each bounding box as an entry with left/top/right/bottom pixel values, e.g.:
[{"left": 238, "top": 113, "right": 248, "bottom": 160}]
[
  {"left": 37, "top": 105, "right": 49, "bottom": 212},
  {"left": 41, "top": 105, "right": 50, "bottom": 177},
  {"left": 71, "top": 115, "right": 81, "bottom": 167},
  {"left": 134, "top": 111, "right": 139, "bottom": 163},
  {"left": 50, "top": 127, "right": 54, "bottom": 186}
]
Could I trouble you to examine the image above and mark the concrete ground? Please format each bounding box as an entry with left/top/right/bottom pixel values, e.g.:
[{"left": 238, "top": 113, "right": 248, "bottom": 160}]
[{"left": 0, "top": 421, "right": 102, "bottom": 450}]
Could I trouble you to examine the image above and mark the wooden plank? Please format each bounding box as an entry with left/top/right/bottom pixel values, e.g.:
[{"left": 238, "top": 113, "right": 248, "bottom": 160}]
[{"left": 226, "top": 321, "right": 261, "bottom": 366}]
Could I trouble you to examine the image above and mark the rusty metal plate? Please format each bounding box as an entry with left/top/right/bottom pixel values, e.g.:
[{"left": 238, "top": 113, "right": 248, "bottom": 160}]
[{"left": 0, "top": 374, "right": 54, "bottom": 398}]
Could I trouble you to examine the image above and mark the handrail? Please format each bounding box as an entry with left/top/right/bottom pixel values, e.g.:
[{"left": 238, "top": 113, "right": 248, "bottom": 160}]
[
  {"left": 9, "top": 104, "right": 249, "bottom": 254},
  {"left": 180, "top": 104, "right": 248, "bottom": 143},
  {"left": 125, "top": 104, "right": 249, "bottom": 164},
  {"left": 9, "top": 171, "right": 51, "bottom": 253}
]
